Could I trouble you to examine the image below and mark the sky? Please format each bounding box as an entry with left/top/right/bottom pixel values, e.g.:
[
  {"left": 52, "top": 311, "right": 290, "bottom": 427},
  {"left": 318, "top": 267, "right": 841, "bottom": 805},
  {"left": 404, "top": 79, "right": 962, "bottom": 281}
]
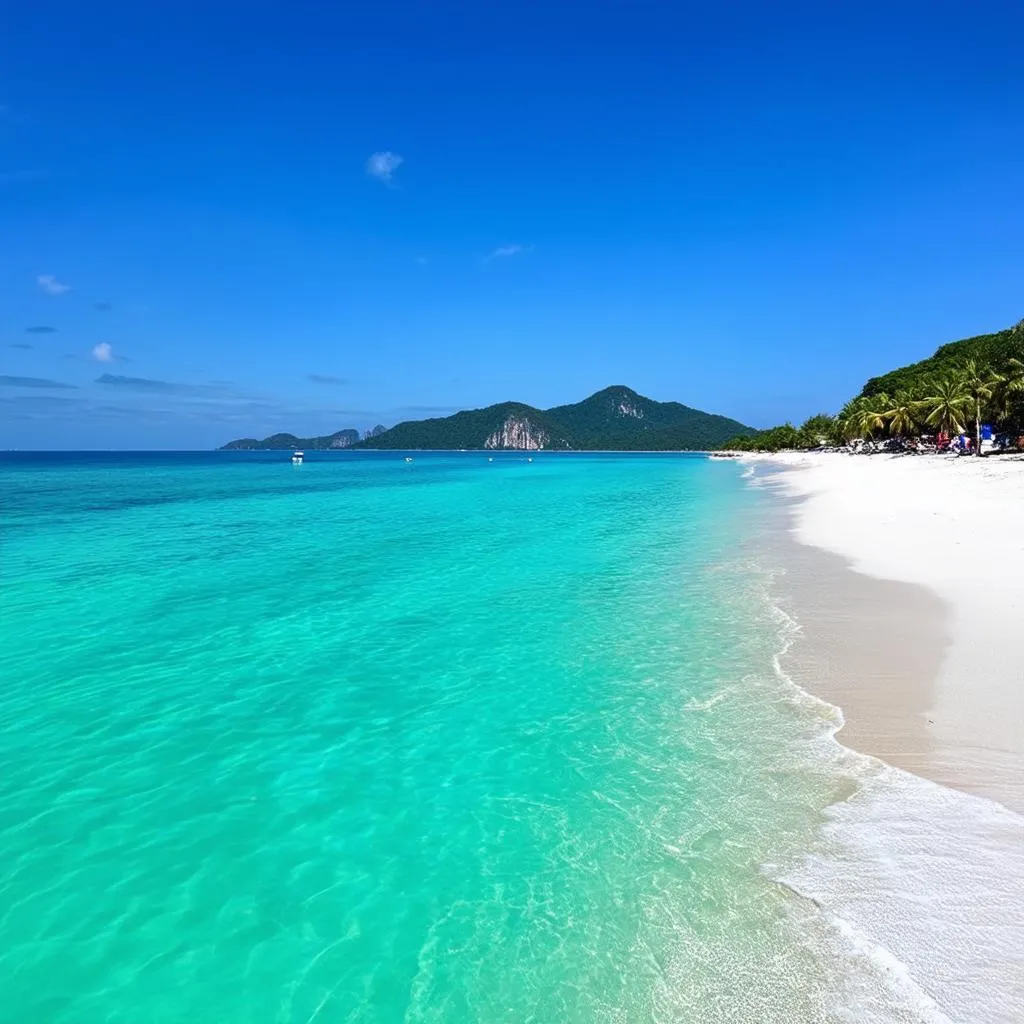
[{"left": 2, "top": 0, "right": 1023, "bottom": 449}]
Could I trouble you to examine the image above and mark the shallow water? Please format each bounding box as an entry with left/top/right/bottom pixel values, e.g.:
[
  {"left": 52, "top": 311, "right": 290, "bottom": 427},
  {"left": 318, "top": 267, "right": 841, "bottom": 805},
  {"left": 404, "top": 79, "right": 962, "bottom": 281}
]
[{"left": 0, "top": 451, "right": 967, "bottom": 1021}]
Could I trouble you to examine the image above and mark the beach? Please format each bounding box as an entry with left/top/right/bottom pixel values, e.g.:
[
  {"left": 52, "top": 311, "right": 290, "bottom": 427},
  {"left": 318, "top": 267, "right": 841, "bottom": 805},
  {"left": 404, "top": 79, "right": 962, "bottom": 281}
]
[
  {"left": 743, "top": 452, "right": 1024, "bottom": 1023},
  {"left": 750, "top": 451, "right": 1024, "bottom": 812}
]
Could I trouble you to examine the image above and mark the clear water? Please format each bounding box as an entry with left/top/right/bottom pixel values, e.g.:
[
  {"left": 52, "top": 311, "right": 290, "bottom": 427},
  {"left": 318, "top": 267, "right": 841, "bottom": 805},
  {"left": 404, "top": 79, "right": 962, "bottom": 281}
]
[{"left": 0, "top": 452, "right": 932, "bottom": 1022}]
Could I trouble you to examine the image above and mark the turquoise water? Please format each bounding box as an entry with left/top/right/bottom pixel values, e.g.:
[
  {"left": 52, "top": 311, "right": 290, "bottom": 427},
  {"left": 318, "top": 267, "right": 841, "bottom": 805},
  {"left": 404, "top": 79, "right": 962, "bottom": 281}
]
[{"left": 2, "top": 452, "right": 863, "bottom": 1022}]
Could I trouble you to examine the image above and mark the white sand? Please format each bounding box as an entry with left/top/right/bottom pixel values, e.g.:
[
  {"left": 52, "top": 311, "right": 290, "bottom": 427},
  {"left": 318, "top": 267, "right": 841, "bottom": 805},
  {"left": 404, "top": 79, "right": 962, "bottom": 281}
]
[
  {"left": 742, "top": 452, "right": 1024, "bottom": 1023},
  {"left": 752, "top": 452, "right": 1024, "bottom": 812}
]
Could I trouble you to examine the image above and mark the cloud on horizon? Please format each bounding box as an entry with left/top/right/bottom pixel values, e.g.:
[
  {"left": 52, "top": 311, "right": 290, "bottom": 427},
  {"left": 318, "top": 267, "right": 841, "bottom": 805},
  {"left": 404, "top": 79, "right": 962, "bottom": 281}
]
[
  {"left": 37, "top": 274, "right": 70, "bottom": 295},
  {"left": 307, "top": 373, "right": 349, "bottom": 385},
  {"left": 366, "top": 151, "right": 403, "bottom": 185},
  {"left": 8, "top": 343, "right": 34, "bottom": 350},
  {"left": 26, "top": 325, "right": 56, "bottom": 334},
  {"left": 0, "top": 374, "right": 77, "bottom": 389},
  {"left": 94, "top": 373, "right": 230, "bottom": 396},
  {"left": 92, "top": 342, "right": 115, "bottom": 362}
]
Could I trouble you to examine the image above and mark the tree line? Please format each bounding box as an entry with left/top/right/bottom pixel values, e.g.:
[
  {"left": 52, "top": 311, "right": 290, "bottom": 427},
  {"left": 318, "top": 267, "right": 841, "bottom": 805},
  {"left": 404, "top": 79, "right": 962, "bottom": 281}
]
[{"left": 723, "top": 321, "right": 1024, "bottom": 454}]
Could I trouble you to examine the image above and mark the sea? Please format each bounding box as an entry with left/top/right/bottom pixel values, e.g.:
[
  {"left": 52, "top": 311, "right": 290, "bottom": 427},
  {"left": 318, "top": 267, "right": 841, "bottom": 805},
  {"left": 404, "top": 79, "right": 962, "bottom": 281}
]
[{"left": 0, "top": 451, "right": 1015, "bottom": 1022}]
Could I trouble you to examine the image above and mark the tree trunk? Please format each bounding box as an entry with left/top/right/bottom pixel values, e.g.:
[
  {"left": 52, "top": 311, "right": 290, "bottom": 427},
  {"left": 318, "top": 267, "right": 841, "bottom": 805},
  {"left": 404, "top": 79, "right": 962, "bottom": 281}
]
[{"left": 975, "top": 399, "right": 982, "bottom": 456}]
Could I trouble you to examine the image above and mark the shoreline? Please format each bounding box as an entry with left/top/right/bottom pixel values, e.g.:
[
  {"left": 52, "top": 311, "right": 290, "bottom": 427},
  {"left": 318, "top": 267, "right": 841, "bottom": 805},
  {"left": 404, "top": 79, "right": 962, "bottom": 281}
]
[
  {"left": 748, "top": 452, "right": 1024, "bottom": 813},
  {"left": 742, "top": 452, "right": 1024, "bottom": 1023},
  {"left": 763, "top": 481, "right": 952, "bottom": 794}
]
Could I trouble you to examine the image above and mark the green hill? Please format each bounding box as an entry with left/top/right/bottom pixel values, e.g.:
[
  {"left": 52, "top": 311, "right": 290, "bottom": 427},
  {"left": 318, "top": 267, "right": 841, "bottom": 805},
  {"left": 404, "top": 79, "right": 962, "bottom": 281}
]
[
  {"left": 860, "top": 321, "right": 1024, "bottom": 398},
  {"left": 547, "top": 386, "right": 755, "bottom": 450},
  {"left": 363, "top": 403, "right": 574, "bottom": 450},
  {"left": 219, "top": 387, "right": 755, "bottom": 452},
  {"left": 361, "top": 387, "right": 753, "bottom": 450},
  {"left": 720, "top": 317, "right": 1024, "bottom": 451}
]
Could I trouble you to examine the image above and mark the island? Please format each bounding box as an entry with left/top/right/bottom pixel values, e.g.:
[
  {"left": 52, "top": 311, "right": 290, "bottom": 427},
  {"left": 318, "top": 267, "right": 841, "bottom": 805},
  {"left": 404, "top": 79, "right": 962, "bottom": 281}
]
[{"left": 219, "top": 386, "right": 755, "bottom": 452}]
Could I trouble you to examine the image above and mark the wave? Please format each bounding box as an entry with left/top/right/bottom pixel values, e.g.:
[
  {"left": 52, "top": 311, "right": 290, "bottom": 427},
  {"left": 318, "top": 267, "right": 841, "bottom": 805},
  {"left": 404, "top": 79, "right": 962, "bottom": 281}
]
[{"left": 754, "top": 490, "right": 1024, "bottom": 1023}]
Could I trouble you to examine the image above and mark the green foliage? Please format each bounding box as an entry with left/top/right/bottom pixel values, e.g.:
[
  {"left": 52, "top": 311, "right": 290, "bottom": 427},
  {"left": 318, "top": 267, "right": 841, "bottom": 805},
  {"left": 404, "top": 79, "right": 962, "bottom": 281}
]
[
  {"left": 543, "top": 386, "right": 755, "bottom": 450},
  {"left": 719, "top": 317, "right": 1024, "bottom": 452},
  {"left": 920, "top": 378, "right": 969, "bottom": 436},
  {"left": 355, "top": 387, "right": 755, "bottom": 451},
  {"left": 993, "top": 358, "right": 1024, "bottom": 432},
  {"left": 797, "top": 413, "right": 840, "bottom": 447},
  {"left": 882, "top": 391, "right": 919, "bottom": 438},
  {"left": 721, "top": 423, "right": 802, "bottom": 452},
  {"left": 356, "top": 403, "right": 574, "bottom": 450},
  {"left": 860, "top": 321, "right": 1024, "bottom": 399},
  {"left": 222, "top": 387, "right": 755, "bottom": 452}
]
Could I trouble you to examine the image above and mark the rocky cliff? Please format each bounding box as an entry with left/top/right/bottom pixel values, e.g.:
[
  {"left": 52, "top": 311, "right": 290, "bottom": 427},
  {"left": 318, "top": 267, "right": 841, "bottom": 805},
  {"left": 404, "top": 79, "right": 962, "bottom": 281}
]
[{"left": 484, "top": 416, "right": 550, "bottom": 450}]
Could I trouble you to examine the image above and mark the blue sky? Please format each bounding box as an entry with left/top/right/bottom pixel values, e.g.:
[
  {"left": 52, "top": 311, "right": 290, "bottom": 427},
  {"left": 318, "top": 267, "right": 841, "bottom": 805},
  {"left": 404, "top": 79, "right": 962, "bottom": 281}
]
[{"left": 2, "top": 1, "right": 1023, "bottom": 448}]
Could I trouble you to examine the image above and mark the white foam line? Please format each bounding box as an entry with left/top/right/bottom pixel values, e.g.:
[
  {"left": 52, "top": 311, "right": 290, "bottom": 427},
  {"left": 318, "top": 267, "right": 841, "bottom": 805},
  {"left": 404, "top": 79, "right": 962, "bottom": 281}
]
[{"left": 745, "top": 465, "right": 1024, "bottom": 1024}]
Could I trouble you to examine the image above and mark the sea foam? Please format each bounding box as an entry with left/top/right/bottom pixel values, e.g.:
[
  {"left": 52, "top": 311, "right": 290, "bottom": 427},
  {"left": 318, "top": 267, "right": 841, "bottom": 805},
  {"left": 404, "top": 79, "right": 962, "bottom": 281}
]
[
  {"left": 748, "top": 475, "right": 1024, "bottom": 1024},
  {"left": 784, "top": 758, "right": 1024, "bottom": 1024}
]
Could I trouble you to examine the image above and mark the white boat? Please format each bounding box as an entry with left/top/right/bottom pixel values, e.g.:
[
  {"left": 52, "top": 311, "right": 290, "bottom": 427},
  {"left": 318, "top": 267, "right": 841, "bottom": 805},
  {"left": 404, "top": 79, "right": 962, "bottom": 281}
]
[
  {"left": 404, "top": 456, "right": 413, "bottom": 463},
  {"left": 291, "top": 450, "right": 304, "bottom": 464}
]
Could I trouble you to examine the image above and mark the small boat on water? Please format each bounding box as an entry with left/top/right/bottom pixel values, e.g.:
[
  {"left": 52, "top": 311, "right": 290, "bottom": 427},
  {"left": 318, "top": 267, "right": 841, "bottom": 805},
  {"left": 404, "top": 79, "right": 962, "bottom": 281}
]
[
  {"left": 291, "top": 450, "right": 304, "bottom": 464},
  {"left": 404, "top": 456, "right": 414, "bottom": 463}
]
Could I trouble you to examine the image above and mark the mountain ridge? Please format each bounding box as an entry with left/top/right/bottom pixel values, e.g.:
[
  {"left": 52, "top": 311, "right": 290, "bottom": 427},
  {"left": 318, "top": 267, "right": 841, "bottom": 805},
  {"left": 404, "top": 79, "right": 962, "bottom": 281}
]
[
  {"left": 221, "top": 428, "right": 362, "bottom": 451},
  {"left": 219, "top": 386, "right": 755, "bottom": 452}
]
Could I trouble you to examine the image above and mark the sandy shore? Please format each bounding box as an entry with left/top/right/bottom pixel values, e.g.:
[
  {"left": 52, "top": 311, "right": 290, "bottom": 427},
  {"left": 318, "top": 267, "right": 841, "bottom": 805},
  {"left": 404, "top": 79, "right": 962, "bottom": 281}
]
[
  {"left": 740, "top": 452, "right": 1024, "bottom": 1023},
  {"left": 749, "top": 451, "right": 1024, "bottom": 814}
]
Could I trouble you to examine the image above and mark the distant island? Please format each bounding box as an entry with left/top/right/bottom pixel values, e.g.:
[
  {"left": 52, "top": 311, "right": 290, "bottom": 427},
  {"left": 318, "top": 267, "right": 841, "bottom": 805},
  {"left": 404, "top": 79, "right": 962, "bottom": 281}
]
[
  {"left": 218, "top": 387, "right": 755, "bottom": 452},
  {"left": 221, "top": 425, "right": 387, "bottom": 451}
]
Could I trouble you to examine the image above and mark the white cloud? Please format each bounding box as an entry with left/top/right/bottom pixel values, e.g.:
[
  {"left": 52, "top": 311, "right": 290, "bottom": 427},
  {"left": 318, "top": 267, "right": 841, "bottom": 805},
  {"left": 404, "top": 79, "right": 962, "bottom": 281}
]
[
  {"left": 38, "top": 274, "right": 70, "bottom": 295},
  {"left": 92, "top": 342, "right": 114, "bottom": 362},
  {"left": 366, "top": 151, "right": 403, "bottom": 184},
  {"left": 484, "top": 244, "right": 533, "bottom": 263}
]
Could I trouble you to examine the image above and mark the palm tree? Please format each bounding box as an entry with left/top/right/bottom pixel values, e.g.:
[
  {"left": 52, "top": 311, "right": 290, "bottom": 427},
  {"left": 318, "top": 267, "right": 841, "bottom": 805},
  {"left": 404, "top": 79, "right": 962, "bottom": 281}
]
[
  {"left": 960, "top": 359, "right": 1004, "bottom": 455},
  {"left": 883, "top": 390, "right": 920, "bottom": 439},
  {"left": 856, "top": 393, "right": 890, "bottom": 439},
  {"left": 993, "top": 357, "right": 1024, "bottom": 427},
  {"left": 836, "top": 399, "right": 861, "bottom": 442},
  {"left": 921, "top": 375, "right": 970, "bottom": 440},
  {"left": 836, "top": 399, "right": 863, "bottom": 442}
]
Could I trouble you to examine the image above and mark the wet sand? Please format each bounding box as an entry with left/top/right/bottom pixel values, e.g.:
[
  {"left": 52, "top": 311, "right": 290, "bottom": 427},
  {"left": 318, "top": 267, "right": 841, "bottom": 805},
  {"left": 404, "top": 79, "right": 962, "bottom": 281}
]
[
  {"left": 764, "top": 498, "right": 949, "bottom": 782},
  {"left": 749, "top": 454, "right": 1024, "bottom": 814}
]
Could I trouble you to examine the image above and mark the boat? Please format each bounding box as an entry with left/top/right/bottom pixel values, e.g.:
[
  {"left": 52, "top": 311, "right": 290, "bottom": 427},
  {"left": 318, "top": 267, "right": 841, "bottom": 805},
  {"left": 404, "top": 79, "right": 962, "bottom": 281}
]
[
  {"left": 404, "top": 456, "right": 413, "bottom": 463},
  {"left": 291, "top": 450, "right": 304, "bottom": 464}
]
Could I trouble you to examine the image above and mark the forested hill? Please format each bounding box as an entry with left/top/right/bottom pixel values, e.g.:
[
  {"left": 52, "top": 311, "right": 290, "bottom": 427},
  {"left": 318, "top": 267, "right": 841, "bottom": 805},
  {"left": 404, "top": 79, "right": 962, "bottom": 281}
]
[
  {"left": 720, "top": 317, "right": 1024, "bottom": 452},
  {"left": 219, "top": 386, "right": 755, "bottom": 451},
  {"left": 544, "top": 386, "right": 755, "bottom": 451},
  {"left": 358, "top": 386, "right": 753, "bottom": 451},
  {"left": 860, "top": 321, "right": 1024, "bottom": 398},
  {"left": 362, "top": 403, "right": 574, "bottom": 451}
]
